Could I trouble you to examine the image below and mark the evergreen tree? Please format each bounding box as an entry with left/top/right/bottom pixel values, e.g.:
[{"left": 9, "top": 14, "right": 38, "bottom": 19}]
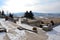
[
  {"left": 0, "top": 11, "right": 1, "bottom": 14},
  {"left": 24, "top": 11, "right": 34, "bottom": 19},
  {"left": 24, "top": 11, "right": 29, "bottom": 18},
  {"left": 29, "top": 11, "right": 34, "bottom": 19},
  {"left": 1, "top": 10, "right": 5, "bottom": 15},
  {"left": 9, "top": 13, "right": 13, "bottom": 18}
]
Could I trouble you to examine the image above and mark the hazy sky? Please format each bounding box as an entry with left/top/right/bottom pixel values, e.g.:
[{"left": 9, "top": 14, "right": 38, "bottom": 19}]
[{"left": 0, "top": 0, "right": 60, "bottom": 13}]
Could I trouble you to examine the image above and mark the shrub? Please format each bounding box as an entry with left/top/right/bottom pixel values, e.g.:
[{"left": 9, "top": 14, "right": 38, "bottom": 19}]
[
  {"left": 50, "top": 20, "right": 54, "bottom": 26},
  {"left": 32, "top": 27, "right": 37, "bottom": 33},
  {"left": 39, "top": 24, "right": 43, "bottom": 28}
]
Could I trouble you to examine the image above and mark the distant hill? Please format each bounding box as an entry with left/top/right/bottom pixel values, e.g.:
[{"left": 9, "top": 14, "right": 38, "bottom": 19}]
[{"left": 5, "top": 12, "right": 60, "bottom": 18}]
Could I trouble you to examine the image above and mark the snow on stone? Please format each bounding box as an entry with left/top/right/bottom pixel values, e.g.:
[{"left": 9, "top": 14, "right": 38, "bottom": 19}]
[
  {"left": 19, "top": 24, "right": 33, "bottom": 30},
  {"left": 0, "top": 18, "right": 59, "bottom": 40},
  {"left": 53, "top": 25, "right": 60, "bottom": 32},
  {"left": 47, "top": 25, "right": 60, "bottom": 40},
  {"left": 17, "top": 19, "right": 33, "bottom": 30},
  {"left": 0, "top": 19, "right": 26, "bottom": 40},
  {"left": 0, "top": 18, "right": 48, "bottom": 40},
  {"left": 0, "top": 32, "right": 6, "bottom": 40}
]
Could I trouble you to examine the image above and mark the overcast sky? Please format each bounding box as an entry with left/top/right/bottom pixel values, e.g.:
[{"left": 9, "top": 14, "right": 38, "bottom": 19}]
[{"left": 0, "top": 0, "right": 60, "bottom": 13}]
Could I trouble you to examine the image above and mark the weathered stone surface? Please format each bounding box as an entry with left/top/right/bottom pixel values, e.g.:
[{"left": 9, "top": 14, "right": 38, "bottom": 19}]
[{"left": 25, "top": 28, "right": 48, "bottom": 40}]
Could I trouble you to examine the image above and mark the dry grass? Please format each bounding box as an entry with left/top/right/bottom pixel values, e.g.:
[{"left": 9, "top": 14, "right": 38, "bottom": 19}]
[
  {"left": 41, "top": 18, "right": 60, "bottom": 24},
  {"left": 26, "top": 18, "right": 60, "bottom": 26}
]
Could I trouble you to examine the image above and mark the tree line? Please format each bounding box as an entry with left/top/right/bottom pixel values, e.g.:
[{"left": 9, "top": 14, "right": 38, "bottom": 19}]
[{"left": 0, "top": 10, "right": 34, "bottom": 20}]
